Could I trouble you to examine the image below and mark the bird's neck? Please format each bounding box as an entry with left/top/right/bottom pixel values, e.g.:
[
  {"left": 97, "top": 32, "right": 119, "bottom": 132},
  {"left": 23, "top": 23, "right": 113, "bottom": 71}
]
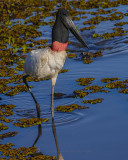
[{"left": 51, "top": 41, "right": 68, "bottom": 52}]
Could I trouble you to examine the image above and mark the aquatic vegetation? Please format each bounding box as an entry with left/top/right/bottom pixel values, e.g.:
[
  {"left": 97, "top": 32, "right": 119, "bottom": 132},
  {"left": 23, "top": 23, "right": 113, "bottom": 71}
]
[
  {"left": 0, "top": 104, "right": 15, "bottom": 124},
  {"left": 0, "top": 104, "right": 16, "bottom": 110},
  {"left": 59, "top": 69, "right": 69, "bottom": 73},
  {"left": 82, "top": 98, "right": 103, "bottom": 104},
  {"left": 115, "top": 22, "right": 128, "bottom": 26},
  {"left": 118, "top": 89, "right": 128, "bottom": 94},
  {"left": 123, "top": 79, "right": 128, "bottom": 83},
  {"left": 0, "top": 0, "right": 128, "bottom": 159},
  {"left": 0, "top": 131, "right": 18, "bottom": 139},
  {"left": 93, "top": 30, "right": 127, "bottom": 39},
  {"left": 106, "top": 81, "right": 127, "bottom": 89},
  {"left": 0, "top": 142, "right": 56, "bottom": 159},
  {"left": 101, "top": 78, "right": 120, "bottom": 83},
  {"left": 72, "top": 16, "right": 80, "bottom": 21},
  {"left": 5, "top": 85, "right": 33, "bottom": 96},
  {"left": 0, "top": 123, "right": 8, "bottom": 131},
  {"left": 55, "top": 104, "right": 89, "bottom": 112},
  {"left": 76, "top": 78, "right": 95, "bottom": 86},
  {"left": 13, "top": 118, "right": 49, "bottom": 128},
  {"left": 82, "top": 51, "right": 103, "bottom": 64},
  {"left": 67, "top": 53, "right": 77, "bottom": 58},
  {"left": 93, "top": 51, "right": 103, "bottom": 58},
  {"left": 84, "top": 85, "right": 109, "bottom": 93},
  {"left": 0, "top": 143, "right": 37, "bottom": 159},
  {"left": 83, "top": 59, "right": 93, "bottom": 64},
  {"left": 74, "top": 90, "right": 88, "bottom": 98},
  {"left": 80, "top": 25, "right": 96, "bottom": 32}
]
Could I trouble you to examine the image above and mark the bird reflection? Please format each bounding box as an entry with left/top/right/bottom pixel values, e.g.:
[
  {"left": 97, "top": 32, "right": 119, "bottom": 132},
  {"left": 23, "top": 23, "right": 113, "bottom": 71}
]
[
  {"left": 32, "top": 124, "right": 42, "bottom": 147},
  {"left": 31, "top": 111, "right": 64, "bottom": 159},
  {"left": 52, "top": 117, "right": 64, "bottom": 160}
]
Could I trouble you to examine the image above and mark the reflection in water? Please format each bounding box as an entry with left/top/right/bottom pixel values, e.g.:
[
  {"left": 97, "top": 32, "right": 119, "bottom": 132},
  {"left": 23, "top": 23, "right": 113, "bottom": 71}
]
[
  {"left": 51, "top": 90, "right": 64, "bottom": 160},
  {"left": 32, "top": 124, "right": 42, "bottom": 147},
  {"left": 52, "top": 117, "right": 64, "bottom": 160},
  {"left": 31, "top": 112, "right": 64, "bottom": 159}
]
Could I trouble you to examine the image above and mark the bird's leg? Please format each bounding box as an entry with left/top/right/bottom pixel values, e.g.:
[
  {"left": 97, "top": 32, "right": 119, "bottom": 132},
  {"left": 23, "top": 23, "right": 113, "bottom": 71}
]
[
  {"left": 51, "top": 74, "right": 58, "bottom": 119},
  {"left": 51, "top": 84, "right": 55, "bottom": 118},
  {"left": 23, "top": 75, "right": 40, "bottom": 118}
]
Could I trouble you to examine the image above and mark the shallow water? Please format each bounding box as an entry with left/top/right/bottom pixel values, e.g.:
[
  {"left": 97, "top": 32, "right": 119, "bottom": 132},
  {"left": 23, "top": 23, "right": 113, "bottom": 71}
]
[{"left": 1, "top": 1, "right": 128, "bottom": 160}]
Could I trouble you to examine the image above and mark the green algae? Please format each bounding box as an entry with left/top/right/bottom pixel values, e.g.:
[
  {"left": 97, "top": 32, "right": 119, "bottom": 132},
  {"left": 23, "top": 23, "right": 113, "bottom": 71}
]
[
  {"left": 82, "top": 98, "right": 104, "bottom": 104},
  {"left": 13, "top": 118, "right": 49, "bottom": 128},
  {"left": 55, "top": 104, "right": 89, "bottom": 112}
]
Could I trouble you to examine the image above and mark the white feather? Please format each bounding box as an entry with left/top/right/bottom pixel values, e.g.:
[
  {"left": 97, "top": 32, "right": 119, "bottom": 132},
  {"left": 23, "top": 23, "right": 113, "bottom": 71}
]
[{"left": 24, "top": 47, "right": 67, "bottom": 79}]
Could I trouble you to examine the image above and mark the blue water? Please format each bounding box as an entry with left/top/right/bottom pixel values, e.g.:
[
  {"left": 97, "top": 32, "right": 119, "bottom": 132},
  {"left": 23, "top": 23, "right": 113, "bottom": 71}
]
[{"left": 1, "top": 3, "right": 128, "bottom": 160}]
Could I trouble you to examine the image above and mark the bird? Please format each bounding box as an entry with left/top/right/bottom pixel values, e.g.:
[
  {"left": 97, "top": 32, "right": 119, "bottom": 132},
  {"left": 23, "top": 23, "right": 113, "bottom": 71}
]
[{"left": 23, "top": 8, "right": 88, "bottom": 118}]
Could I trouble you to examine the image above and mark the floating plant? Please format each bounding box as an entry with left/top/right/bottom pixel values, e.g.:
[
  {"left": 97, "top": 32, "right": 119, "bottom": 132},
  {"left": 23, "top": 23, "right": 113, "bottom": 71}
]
[
  {"left": 0, "top": 143, "right": 56, "bottom": 159},
  {"left": 74, "top": 90, "right": 89, "bottom": 98},
  {"left": 55, "top": 104, "right": 89, "bottom": 112},
  {"left": 67, "top": 53, "right": 77, "bottom": 58},
  {"left": 82, "top": 98, "right": 104, "bottom": 104},
  {"left": 84, "top": 85, "right": 109, "bottom": 93},
  {"left": 0, "top": 1, "right": 128, "bottom": 159},
  {"left": 0, "top": 131, "right": 18, "bottom": 140},
  {"left": 118, "top": 89, "right": 128, "bottom": 94},
  {"left": 101, "top": 78, "right": 120, "bottom": 83},
  {"left": 59, "top": 69, "right": 69, "bottom": 74},
  {"left": 76, "top": 78, "right": 95, "bottom": 86},
  {"left": 0, "top": 123, "right": 8, "bottom": 131},
  {"left": 106, "top": 81, "right": 127, "bottom": 89},
  {"left": 13, "top": 118, "right": 49, "bottom": 128},
  {"left": 82, "top": 51, "right": 103, "bottom": 64}
]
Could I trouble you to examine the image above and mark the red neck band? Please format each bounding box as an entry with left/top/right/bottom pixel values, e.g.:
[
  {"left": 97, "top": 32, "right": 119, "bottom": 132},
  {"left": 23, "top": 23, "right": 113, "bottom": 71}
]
[{"left": 51, "top": 41, "right": 68, "bottom": 52}]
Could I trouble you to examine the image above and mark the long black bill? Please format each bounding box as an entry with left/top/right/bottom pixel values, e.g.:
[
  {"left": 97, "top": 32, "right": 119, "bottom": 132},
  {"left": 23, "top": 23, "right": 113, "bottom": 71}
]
[{"left": 60, "top": 14, "right": 89, "bottom": 49}]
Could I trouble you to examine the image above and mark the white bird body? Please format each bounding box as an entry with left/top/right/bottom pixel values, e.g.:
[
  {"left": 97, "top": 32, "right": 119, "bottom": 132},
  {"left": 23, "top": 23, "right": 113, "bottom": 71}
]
[
  {"left": 24, "top": 47, "right": 67, "bottom": 79},
  {"left": 23, "top": 9, "right": 88, "bottom": 119}
]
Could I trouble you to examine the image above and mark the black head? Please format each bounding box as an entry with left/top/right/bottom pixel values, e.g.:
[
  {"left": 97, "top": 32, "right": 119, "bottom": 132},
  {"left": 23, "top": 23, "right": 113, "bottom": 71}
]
[{"left": 52, "top": 9, "right": 88, "bottom": 48}]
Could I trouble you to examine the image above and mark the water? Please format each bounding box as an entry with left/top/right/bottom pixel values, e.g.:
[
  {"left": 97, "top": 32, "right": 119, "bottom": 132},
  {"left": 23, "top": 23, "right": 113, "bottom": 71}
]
[{"left": 1, "top": 2, "right": 128, "bottom": 160}]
